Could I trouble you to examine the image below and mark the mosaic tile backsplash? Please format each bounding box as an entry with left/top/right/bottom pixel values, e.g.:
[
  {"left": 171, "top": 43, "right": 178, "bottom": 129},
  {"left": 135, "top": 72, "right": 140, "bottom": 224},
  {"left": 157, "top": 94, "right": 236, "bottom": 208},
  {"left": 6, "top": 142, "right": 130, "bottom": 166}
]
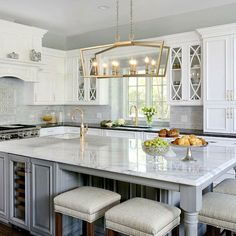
[{"left": 0, "top": 86, "right": 16, "bottom": 114}]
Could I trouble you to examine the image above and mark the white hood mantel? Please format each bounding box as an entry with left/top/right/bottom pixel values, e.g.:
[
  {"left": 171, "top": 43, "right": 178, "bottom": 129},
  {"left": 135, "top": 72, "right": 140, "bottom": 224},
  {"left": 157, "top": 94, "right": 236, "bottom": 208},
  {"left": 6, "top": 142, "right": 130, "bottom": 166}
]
[
  {"left": 0, "top": 58, "right": 44, "bottom": 82},
  {"left": 0, "top": 19, "right": 48, "bottom": 82}
]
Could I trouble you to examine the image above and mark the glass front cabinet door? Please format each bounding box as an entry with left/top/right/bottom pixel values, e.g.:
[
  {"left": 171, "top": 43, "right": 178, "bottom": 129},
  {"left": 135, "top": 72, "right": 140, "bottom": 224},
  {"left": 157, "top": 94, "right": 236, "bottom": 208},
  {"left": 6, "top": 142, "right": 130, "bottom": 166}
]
[
  {"left": 189, "top": 45, "right": 201, "bottom": 102},
  {"left": 170, "top": 47, "right": 183, "bottom": 101},
  {"left": 9, "top": 155, "right": 30, "bottom": 230},
  {"left": 169, "top": 42, "right": 202, "bottom": 105}
]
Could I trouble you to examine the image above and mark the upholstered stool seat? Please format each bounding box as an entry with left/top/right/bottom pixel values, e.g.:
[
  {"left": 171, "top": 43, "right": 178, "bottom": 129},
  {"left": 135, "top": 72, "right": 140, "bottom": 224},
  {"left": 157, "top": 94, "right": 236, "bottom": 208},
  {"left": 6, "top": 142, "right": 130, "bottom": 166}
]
[
  {"left": 199, "top": 192, "right": 236, "bottom": 233},
  {"left": 105, "top": 197, "right": 181, "bottom": 236},
  {"left": 214, "top": 178, "right": 236, "bottom": 196},
  {"left": 54, "top": 186, "right": 121, "bottom": 236}
]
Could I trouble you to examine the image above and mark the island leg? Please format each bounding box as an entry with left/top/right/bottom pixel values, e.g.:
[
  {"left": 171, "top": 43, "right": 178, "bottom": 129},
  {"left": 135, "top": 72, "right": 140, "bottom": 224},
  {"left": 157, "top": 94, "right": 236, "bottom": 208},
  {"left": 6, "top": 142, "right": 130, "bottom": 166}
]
[
  {"left": 184, "top": 212, "right": 199, "bottom": 236},
  {"left": 180, "top": 185, "right": 202, "bottom": 236}
]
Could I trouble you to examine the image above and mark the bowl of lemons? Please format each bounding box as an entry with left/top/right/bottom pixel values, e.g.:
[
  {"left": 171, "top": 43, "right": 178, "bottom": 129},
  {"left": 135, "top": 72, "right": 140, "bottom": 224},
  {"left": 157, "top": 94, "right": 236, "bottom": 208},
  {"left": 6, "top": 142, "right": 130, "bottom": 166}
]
[{"left": 142, "top": 138, "right": 169, "bottom": 162}]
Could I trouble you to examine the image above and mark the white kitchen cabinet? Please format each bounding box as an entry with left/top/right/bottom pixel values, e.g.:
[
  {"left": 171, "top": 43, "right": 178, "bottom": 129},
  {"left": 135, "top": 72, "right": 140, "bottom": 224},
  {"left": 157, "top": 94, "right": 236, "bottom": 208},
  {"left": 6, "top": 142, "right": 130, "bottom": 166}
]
[
  {"left": 204, "top": 105, "right": 230, "bottom": 133},
  {"left": 39, "top": 127, "right": 65, "bottom": 137},
  {"left": 168, "top": 32, "right": 202, "bottom": 106},
  {"left": 103, "top": 129, "right": 143, "bottom": 139},
  {"left": 198, "top": 24, "right": 236, "bottom": 133},
  {"left": 25, "top": 48, "right": 66, "bottom": 105},
  {"left": 65, "top": 50, "right": 109, "bottom": 105}
]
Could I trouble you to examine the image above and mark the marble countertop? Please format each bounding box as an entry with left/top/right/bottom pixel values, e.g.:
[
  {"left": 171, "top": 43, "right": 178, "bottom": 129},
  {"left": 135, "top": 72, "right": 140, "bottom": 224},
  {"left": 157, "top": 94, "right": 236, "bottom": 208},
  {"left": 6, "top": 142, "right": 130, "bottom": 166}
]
[
  {"left": 36, "top": 122, "right": 236, "bottom": 138},
  {"left": 1, "top": 134, "right": 236, "bottom": 187}
]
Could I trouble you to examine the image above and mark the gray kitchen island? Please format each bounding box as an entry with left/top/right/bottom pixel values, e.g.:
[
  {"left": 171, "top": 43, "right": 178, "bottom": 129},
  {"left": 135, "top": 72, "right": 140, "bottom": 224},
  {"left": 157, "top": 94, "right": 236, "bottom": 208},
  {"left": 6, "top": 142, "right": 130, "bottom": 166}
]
[{"left": 0, "top": 134, "right": 236, "bottom": 236}]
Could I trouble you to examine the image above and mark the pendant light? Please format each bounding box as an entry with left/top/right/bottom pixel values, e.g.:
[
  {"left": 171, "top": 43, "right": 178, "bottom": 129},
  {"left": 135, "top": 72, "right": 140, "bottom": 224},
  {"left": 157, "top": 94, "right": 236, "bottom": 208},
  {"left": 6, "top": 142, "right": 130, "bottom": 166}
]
[{"left": 80, "top": 0, "right": 170, "bottom": 79}]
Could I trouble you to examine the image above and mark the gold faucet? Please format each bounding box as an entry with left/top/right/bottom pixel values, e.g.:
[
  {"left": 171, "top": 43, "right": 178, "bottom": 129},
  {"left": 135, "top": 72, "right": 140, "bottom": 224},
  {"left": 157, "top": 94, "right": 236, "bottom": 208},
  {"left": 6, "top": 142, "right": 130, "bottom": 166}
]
[
  {"left": 130, "top": 105, "right": 138, "bottom": 126},
  {"left": 71, "top": 108, "right": 88, "bottom": 141}
]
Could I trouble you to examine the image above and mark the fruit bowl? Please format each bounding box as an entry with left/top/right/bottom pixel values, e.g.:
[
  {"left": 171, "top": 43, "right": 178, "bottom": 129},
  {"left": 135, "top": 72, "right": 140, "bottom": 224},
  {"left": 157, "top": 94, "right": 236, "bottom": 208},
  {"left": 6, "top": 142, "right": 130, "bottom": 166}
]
[
  {"left": 142, "top": 138, "right": 169, "bottom": 163},
  {"left": 142, "top": 143, "right": 169, "bottom": 157}
]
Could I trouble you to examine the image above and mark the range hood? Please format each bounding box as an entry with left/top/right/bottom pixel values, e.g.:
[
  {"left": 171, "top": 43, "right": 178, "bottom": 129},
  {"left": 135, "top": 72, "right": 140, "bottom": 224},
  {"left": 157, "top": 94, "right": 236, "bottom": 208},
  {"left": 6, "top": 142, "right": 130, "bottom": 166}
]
[
  {"left": 0, "top": 58, "right": 43, "bottom": 82},
  {"left": 0, "top": 19, "right": 47, "bottom": 82}
]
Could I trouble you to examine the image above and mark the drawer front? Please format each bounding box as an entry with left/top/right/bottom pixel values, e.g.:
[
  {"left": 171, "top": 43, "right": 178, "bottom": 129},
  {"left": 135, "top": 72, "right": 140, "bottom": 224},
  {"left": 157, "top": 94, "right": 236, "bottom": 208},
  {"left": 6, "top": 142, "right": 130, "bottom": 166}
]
[{"left": 39, "top": 127, "right": 64, "bottom": 137}]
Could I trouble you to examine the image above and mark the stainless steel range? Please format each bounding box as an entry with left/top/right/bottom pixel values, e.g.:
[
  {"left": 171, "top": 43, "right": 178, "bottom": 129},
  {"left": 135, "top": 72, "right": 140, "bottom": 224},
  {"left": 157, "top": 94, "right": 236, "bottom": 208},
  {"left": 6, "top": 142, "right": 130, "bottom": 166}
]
[{"left": 0, "top": 124, "right": 40, "bottom": 141}]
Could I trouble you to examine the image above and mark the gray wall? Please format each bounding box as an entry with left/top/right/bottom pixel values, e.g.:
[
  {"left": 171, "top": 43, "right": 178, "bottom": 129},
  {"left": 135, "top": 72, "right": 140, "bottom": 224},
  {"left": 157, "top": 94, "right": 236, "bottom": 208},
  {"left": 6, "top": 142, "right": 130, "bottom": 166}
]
[
  {"left": 42, "top": 3, "right": 236, "bottom": 50},
  {"left": 43, "top": 32, "right": 67, "bottom": 50}
]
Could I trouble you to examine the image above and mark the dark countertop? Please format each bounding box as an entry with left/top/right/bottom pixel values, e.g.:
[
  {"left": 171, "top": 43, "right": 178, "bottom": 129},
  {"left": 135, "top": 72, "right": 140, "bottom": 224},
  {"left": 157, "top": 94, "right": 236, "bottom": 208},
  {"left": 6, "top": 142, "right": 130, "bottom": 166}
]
[{"left": 36, "top": 122, "right": 236, "bottom": 139}]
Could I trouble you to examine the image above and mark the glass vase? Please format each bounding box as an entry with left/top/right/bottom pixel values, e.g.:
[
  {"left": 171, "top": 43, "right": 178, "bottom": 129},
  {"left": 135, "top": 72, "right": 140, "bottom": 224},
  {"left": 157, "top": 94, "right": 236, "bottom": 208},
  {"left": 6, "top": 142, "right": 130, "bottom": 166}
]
[{"left": 146, "top": 116, "right": 153, "bottom": 127}]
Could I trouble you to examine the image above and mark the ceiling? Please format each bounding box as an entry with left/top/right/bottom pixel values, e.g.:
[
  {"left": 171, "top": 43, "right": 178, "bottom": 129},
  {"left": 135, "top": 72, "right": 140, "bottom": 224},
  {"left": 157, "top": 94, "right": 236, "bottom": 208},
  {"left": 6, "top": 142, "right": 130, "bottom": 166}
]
[{"left": 0, "top": 0, "right": 236, "bottom": 36}]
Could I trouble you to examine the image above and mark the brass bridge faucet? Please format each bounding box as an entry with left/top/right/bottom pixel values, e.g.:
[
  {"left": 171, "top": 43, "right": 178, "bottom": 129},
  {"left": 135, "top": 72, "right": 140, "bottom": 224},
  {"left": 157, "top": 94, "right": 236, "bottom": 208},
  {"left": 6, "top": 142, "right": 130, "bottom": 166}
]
[
  {"left": 130, "top": 105, "right": 138, "bottom": 126},
  {"left": 71, "top": 108, "right": 88, "bottom": 141}
]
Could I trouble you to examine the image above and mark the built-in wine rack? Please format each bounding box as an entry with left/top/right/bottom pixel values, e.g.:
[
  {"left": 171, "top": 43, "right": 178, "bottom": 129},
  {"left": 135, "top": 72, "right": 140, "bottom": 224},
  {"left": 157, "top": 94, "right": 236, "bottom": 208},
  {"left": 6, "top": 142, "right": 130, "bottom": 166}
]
[{"left": 13, "top": 162, "right": 26, "bottom": 221}]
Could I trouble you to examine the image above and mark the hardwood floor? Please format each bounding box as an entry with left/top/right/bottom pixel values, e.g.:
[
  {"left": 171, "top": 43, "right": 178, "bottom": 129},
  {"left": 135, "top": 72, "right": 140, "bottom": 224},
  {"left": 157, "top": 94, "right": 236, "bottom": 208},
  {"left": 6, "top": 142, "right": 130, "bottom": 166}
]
[{"left": 0, "top": 223, "right": 31, "bottom": 236}]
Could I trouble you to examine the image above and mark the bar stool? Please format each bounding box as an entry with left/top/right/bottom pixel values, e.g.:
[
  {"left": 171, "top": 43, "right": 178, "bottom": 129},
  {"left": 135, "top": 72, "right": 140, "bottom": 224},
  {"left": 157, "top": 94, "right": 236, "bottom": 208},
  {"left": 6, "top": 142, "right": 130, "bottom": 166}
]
[
  {"left": 199, "top": 192, "right": 236, "bottom": 236},
  {"left": 54, "top": 186, "right": 121, "bottom": 236},
  {"left": 214, "top": 178, "right": 236, "bottom": 195},
  {"left": 105, "top": 197, "right": 181, "bottom": 236}
]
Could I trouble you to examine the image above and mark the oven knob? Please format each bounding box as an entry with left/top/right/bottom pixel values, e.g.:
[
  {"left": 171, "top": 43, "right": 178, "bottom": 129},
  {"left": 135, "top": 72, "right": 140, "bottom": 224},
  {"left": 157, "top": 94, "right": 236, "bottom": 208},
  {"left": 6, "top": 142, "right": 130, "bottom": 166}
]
[
  {"left": 5, "top": 135, "right": 10, "bottom": 140},
  {"left": 18, "top": 132, "right": 25, "bottom": 138}
]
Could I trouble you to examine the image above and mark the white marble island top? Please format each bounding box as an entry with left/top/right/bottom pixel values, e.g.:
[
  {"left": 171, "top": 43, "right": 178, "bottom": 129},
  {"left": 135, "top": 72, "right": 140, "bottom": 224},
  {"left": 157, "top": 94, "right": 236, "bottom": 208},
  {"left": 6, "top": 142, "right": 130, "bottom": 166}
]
[{"left": 0, "top": 135, "right": 236, "bottom": 187}]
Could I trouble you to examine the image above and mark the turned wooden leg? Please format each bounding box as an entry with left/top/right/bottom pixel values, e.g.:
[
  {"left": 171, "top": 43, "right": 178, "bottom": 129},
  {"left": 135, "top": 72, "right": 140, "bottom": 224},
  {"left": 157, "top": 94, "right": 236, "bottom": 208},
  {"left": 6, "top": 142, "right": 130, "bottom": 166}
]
[
  {"left": 106, "top": 228, "right": 118, "bottom": 236},
  {"left": 172, "top": 225, "right": 179, "bottom": 236},
  {"left": 55, "top": 212, "right": 63, "bottom": 236}
]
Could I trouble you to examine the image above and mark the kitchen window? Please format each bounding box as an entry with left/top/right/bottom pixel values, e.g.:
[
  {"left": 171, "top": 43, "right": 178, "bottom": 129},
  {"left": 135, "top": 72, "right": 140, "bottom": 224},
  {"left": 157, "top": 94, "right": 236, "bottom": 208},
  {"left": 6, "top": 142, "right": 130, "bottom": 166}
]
[{"left": 123, "top": 74, "right": 169, "bottom": 121}]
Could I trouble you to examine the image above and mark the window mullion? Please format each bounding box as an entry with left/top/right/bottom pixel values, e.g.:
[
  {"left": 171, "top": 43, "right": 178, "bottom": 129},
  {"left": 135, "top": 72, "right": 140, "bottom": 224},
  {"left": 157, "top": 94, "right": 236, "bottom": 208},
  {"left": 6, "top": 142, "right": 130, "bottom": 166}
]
[{"left": 146, "top": 77, "right": 152, "bottom": 106}]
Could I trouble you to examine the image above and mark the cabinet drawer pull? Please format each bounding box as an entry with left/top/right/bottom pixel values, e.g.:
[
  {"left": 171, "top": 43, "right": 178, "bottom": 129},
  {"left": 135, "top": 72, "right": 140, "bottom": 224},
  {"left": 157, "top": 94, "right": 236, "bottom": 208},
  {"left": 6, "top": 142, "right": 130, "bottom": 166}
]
[
  {"left": 226, "top": 108, "right": 230, "bottom": 119},
  {"left": 226, "top": 90, "right": 230, "bottom": 101},
  {"left": 231, "top": 90, "right": 234, "bottom": 101}
]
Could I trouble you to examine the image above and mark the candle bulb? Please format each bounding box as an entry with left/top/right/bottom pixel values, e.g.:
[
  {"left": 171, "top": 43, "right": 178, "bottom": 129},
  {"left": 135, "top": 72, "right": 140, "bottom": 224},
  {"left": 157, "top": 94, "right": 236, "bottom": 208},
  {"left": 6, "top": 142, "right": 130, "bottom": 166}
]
[
  {"left": 102, "top": 63, "right": 108, "bottom": 75},
  {"left": 92, "top": 61, "right": 98, "bottom": 75},
  {"left": 129, "top": 59, "right": 137, "bottom": 75},
  {"left": 112, "top": 61, "right": 119, "bottom": 75},
  {"left": 144, "top": 57, "right": 150, "bottom": 74},
  {"left": 151, "top": 59, "right": 156, "bottom": 74}
]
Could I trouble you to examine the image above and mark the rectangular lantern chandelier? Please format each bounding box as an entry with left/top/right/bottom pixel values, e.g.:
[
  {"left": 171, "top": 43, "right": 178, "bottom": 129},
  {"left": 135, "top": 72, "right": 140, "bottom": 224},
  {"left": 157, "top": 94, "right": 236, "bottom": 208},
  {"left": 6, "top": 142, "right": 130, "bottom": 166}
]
[{"left": 80, "top": 0, "right": 170, "bottom": 79}]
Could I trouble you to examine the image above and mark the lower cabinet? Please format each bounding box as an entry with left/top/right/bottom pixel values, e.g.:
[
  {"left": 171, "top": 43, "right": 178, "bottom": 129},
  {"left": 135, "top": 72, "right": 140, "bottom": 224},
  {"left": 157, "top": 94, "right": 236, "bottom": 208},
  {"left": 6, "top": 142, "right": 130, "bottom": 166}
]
[
  {"left": 1, "top": 154, "right": 55, "bottom": 236},
  {"left": 31, "top": 159, "right": 55, "bottom": 236},
  {"left": 0, "top": 153, "right": 8, "bottom": 221}
]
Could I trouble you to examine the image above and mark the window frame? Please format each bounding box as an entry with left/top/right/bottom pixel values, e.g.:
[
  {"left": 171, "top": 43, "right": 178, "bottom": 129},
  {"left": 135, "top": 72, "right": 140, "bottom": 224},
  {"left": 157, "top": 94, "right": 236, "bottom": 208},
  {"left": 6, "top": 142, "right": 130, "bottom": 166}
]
[{"left": 122, "top": 76, "right": 169, "bottom": 122}]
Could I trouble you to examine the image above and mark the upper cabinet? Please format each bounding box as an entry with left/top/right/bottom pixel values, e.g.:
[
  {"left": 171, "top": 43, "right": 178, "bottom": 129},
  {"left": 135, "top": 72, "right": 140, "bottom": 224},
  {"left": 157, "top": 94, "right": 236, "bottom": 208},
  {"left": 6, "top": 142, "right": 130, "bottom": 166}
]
[
  {"left": 25, "top": 48, "right": 66, "bottom": 105},
  {"left": 198, "top": 23, "right": 236, "bottom": 133},
  {"left": 168, "top": 32, "right": 202, "bottom": 106},
  {"left": 64, "top": 50, "right": 109, "bottom": 105}
]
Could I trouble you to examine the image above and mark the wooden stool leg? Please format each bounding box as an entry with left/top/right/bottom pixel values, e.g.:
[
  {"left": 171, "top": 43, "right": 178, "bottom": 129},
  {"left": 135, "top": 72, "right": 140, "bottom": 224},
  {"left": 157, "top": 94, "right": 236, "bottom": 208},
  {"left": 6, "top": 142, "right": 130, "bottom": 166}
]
[
  {"left": 86, "top": 222, "right": 94, "bottom": 236},
  {"left": 106, "top": 229, "right": 118, "bottom": 236},
  {"left": 172, "top": 225, "right": 179, "bottom": 236},
  {"left": 206, "top": 226, "right": 221, "bottom": 236},
  {"left": 55, "top": 212, "right": 62, "bottom": 236},
  {"left": 226, "top": 230, "right": 232, "bottom": 236}
]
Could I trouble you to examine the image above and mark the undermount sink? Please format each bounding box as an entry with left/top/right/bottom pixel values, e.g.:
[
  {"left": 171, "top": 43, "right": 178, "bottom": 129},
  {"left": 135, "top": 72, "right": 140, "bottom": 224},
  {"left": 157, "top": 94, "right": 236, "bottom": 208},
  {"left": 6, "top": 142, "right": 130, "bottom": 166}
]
[
  {"left": 54, "top": 133, "right": 80, "bottom": 140},
  {"left": 118, "top": 125, "right": 151, "bottom": 129}
]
